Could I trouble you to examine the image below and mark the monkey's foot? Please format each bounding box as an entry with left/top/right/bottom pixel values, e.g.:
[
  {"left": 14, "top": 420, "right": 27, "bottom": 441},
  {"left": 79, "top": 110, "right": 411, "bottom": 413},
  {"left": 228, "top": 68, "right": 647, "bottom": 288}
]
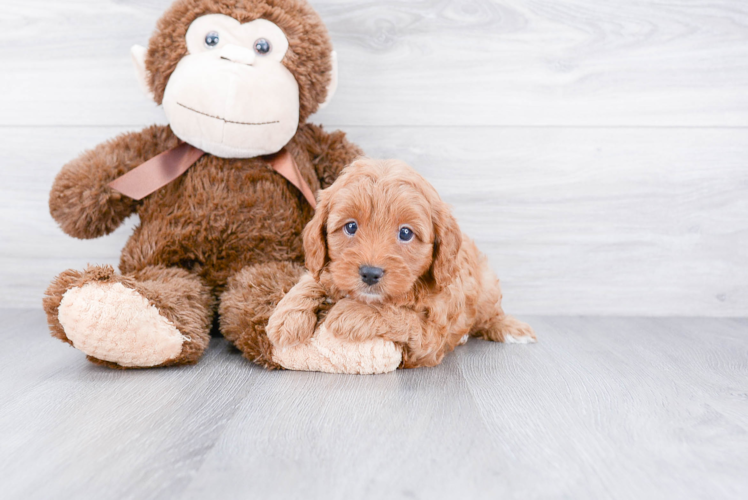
[
  {"left": 272, "top": 325, "right": 402, "bottom": 375},
  {"left": 58, "top": 282, "right": 188, "bottom": 368}
]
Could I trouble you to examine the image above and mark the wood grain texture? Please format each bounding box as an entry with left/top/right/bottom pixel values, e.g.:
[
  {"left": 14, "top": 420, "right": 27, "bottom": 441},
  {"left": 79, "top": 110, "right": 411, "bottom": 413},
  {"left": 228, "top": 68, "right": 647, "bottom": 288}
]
[
  {"left": 1, "top": 0, "right": 748, "bottom": 127},
  {"left": 3, "top": 126, "right": 746, "bottom": 315},
  {"left": 457, "top": 316, "right": 748, "bottom": 499},
  {"left": 1, "top": 309, "right": 746, "bottom": 499},
  {"left": 0, "top": 309, "right": 261, "bottom": 500},
  {"left": 1, "top": 0, "right": 746, "bottom": 314}
]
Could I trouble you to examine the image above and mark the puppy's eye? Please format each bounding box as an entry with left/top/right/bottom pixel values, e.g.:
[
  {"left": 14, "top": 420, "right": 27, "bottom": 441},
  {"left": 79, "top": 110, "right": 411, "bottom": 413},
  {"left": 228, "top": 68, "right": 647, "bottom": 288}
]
[
  {"left": 399, "top": 227, "right": 415, "bottom": 242},
  {"left": 254, "top": 38, "right": 271, "bottom": 55},
  {"left": 205, "top": 32, "right": 220, "bottom": 48},
  {"left": 343, "top": 221, "right": 358, "bottom": 236}
]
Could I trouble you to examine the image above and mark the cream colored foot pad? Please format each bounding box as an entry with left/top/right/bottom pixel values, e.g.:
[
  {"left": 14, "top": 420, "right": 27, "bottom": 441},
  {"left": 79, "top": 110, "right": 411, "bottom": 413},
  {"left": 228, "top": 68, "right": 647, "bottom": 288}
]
[
  {"left": 273, "top": 325, "right": 401, "bottom": 375},
  {"left": 58, "top": 282, "right": 187, "bottom": 367}
]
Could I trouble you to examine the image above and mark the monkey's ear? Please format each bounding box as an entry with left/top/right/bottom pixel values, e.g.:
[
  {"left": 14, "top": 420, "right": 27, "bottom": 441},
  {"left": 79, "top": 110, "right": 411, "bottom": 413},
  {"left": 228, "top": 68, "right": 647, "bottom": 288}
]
[
  {"left": 131, "top": 45, "right": 154, "bottom": 101},
  {"left": 317, "top": 50, "right": 338, "bottom": 110}
]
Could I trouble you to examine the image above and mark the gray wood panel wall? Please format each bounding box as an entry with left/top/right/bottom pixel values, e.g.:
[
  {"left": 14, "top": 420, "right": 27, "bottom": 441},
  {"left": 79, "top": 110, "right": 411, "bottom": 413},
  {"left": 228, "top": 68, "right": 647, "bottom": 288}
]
[{"left": 1, "top": 0, "right": 746, "bottom": 316}]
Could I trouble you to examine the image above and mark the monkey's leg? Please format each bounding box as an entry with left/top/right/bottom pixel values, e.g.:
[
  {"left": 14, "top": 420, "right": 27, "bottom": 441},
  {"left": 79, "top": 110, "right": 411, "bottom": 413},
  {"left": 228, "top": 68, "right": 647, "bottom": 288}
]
[
  {"left": 43, "top": 265, "right": 213, "bottom": 369},
  {"left": 220, "top": 262, "right": 401, "bottom": 374},
  {"left": 219, "top": 261, "right": 305, "bottom": 370}
]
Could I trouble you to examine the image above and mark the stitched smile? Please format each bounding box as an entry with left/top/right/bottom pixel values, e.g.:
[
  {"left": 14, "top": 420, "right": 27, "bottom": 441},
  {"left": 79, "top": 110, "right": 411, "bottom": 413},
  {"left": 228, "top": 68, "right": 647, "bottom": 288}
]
[{"left": 177, "top": 103, "right": 280, "bottom": 126}]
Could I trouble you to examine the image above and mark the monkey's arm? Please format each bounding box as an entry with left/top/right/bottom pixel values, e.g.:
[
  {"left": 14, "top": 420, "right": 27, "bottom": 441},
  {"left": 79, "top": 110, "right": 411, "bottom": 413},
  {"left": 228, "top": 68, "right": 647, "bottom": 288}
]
[
  {"left": 298, "top": 123, "right": 363, "bottom": 189},
  {"left": 266, "top": 273, "right": 329, "bottom": 349},
  {"left": 49, "top": 125, "right": 179, "bottom": 239}
]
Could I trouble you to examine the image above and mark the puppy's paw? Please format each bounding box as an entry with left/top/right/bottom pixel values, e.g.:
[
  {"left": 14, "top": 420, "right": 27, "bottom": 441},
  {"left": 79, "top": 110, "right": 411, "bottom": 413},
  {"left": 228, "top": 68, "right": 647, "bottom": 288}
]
[
  {"left": 502, "top": 318, "right": 537, "bottom": 344},
  {"left": 267, "top": 309, "right": 317, "bottom": 349},
  {"left": 323, "top": 300, "right": 379, "bottom": 343},
  {"left": 480, "top": 315, "right": 537, "bottom": 344}
]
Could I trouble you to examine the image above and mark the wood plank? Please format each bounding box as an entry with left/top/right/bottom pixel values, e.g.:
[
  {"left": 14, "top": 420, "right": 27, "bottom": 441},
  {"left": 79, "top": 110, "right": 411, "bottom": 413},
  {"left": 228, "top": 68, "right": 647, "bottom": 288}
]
[
  {"left": 6, "top": 311, "right": 746, "bottom": 499},
  {"left": 2, "top": 0, "right": 748, "bottom": 127},
  {"left": 2, "top": 126, "right": 746, "bottom": 316},
  {"left": 457, "top": 316, "right": 748, "bottom": 499},
  {"left": 0, "top": 309, "right": 264, "bottom": 500},
  {"left": 182, "top": 354, "right": 509, "bottom": 500}
]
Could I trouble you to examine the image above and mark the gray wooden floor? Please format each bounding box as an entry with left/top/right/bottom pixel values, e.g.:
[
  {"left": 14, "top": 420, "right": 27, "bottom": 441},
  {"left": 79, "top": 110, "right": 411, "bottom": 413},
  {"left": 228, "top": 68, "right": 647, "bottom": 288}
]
[{"left": 1, "top": 309, "right": 746, "bottom": 500}]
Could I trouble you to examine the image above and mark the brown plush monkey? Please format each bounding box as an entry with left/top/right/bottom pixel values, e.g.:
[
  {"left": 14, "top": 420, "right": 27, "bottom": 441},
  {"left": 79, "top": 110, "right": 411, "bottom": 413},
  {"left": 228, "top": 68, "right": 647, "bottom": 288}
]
[{"left": 43, "top": 0, "right": 400, "bottom": 371}]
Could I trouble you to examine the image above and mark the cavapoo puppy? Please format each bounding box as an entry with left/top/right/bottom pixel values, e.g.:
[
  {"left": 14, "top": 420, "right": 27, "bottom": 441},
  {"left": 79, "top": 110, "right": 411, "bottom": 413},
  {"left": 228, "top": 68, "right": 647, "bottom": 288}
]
[{"left": 267, "top": 159, "right": 536, "bottom": 369}]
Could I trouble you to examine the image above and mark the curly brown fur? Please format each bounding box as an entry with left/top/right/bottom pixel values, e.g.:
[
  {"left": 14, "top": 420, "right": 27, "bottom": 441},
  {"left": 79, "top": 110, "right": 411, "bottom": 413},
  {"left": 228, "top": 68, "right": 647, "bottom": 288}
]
[
  {"left": 270, "top": 159, "right": 536, "bottom": 369},
  {"left": 220, "top": 261, "right": 308, "bottom": 369},
  {"left": 46, "top": 0, "right": 362, "bottom": 369},
  {"left": 266, "top": 272, "right": 327, "bottom": 348},
  {"left": 147, "top": 0, "right": 333, "bottom": 123},
  {"left": 296, "top": 125, "right": 364, "bottom": 190},
  {"left": 47, "top": 121, "right": 360, "bottom": 368},
  {"left": 49, "top": 125, "right": 179, "bottom": 240}
]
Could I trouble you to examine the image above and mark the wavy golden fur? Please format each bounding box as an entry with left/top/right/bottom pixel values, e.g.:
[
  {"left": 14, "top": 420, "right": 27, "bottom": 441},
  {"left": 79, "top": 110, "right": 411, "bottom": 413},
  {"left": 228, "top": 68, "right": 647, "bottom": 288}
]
[{"left": 268, "top": 159, "right": 536, "bottom": 368}]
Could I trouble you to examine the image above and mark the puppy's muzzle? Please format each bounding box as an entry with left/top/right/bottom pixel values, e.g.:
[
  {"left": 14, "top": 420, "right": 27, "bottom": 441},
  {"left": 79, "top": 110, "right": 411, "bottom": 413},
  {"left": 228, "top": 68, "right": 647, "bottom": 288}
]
[{"left": 359, "top": 266, "right": 384, "bottom": 286}]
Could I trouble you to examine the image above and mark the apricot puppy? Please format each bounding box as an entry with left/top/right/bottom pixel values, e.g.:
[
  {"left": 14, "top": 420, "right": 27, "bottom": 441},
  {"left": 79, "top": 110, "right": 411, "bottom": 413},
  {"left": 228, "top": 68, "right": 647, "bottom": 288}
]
[{"left": 267, "top": 159, "right": 536, "bottom": 369}]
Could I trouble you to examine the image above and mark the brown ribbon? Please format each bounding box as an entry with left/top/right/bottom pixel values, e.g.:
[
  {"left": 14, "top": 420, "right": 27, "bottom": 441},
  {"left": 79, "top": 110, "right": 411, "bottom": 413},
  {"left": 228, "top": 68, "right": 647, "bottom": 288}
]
[
  {"left": 109, "top": 142, "right": 205, "bottom": 201},
  {"left": 264, "top": 149, "right": 317, "bottom": 209},
  {"left": 109, "top": 144, "right": 317, "bottom": 209}
]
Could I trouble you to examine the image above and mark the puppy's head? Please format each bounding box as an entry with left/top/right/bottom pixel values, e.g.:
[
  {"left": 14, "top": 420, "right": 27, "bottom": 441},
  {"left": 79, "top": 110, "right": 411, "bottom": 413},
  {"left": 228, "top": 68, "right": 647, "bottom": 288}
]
[{"left": 303, "top": 159, "right": 461, "bottom": 302}]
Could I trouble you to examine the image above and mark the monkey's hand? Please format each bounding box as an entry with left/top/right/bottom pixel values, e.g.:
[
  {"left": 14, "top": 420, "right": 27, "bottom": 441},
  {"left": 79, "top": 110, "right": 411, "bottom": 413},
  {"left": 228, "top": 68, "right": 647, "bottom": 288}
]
[
  {"left": 49, "top": 125, "right": 178, "bottom": 239},
  {"left": 267, "top": 273, "right": 327, "bottom": 349}
]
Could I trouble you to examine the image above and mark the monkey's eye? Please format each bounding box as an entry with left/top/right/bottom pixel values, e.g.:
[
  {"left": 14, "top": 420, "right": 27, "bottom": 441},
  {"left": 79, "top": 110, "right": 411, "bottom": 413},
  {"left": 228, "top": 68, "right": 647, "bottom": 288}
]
[
  {"left": 254, "top": 38, "right": 271, "bottom": 55},
  {"left": 343, "top": 221, "right": 358, "bottom": 237},
  {"left": 204, "top": 31, "right": 220, "bottom": 48},
  {"left": 398, "top": 227, "right": 415, "bottom": 242}
]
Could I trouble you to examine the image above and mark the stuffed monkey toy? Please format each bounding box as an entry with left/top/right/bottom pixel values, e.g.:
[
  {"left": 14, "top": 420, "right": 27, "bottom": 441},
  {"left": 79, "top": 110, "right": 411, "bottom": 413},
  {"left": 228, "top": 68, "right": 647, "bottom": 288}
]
[{"left": 43, "top": 0, "right": 402, "bottom": 373}]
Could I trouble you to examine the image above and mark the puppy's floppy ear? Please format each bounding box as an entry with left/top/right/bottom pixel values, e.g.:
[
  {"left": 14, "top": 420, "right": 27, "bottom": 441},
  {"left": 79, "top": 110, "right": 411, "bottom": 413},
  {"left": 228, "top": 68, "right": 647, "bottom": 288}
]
[
  {"left": 430, "top": 201, "right": 462, "bottom": 289},
  {"left": 303, "top": 187, "right": 332, "bottom": 278},
  {"left": 304, "top": 161, "right": 360, "bottom": 277}
]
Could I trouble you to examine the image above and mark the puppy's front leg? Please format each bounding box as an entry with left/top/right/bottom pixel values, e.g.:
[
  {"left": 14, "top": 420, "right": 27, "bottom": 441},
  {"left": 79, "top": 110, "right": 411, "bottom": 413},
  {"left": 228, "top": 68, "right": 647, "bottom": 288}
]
[
  {"left": 322, "top": 299, "right": 382, "bottom": 343},
  {"left": 267, "top": 273, "right": 327, "bottom": 349},
  {"left": 323, "top": 300, "right": 415, "bottom": 344},
  {"left": 324, "top": 301, "right": 453, "bottom": 367},
  {"left": 379, "top": 308, "right": 455, "bottom": 369}
]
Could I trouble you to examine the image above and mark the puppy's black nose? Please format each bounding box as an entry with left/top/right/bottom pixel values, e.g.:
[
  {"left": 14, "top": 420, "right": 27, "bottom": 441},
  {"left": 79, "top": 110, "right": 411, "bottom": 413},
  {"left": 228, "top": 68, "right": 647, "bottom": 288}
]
[{"left": 359, "top": 266, "right": 384, "bottom": 286}]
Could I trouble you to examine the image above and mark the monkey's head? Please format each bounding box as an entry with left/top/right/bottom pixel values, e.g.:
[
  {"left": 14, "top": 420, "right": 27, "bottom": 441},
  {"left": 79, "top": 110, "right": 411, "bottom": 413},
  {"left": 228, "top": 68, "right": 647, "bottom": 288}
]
[{"left": 132, "top": 0, "right": 337, "bottom": 159}]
